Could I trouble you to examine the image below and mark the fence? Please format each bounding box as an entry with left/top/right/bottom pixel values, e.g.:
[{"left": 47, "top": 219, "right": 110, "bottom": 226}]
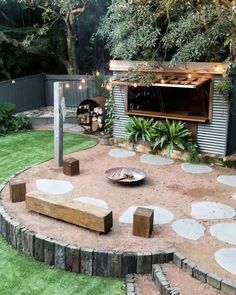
[{"left": 0, "top": 74, "right": 109, "bottom": 113}]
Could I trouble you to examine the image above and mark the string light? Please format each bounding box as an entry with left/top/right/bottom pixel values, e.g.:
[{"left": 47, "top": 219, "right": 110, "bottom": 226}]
[
  {"left": 96, "top": 71, "right": 100, "bottom": 77},
  {"left": 188, "top": 73, "right": 192, "bottom": 79},
  {"left": 65, "top": 83, "right": 70, "bottom": 88},
  {"left": 106, "top": 84, "right": 111, "bottom": 90},
  {"left": 78, "top": 85, "right": 83, "bottom": 90},
  {"left": 133, "top": 82, "right": 138, "bottom": 87},
  {"left": 160, "top": 79, "right": 165, "bottom": 84},
  {"left": 81, "top": 78, "right": 86, "bottom": 83}
]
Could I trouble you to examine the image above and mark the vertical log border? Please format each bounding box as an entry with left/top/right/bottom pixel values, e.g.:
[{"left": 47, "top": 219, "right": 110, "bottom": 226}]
[{"left": 0, "top": 173, "right": 235, "bottom": 295}]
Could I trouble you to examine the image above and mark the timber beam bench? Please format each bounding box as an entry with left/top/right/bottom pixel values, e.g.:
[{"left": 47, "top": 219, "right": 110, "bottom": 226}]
[{"left": 25, "top": 191, "right": 113, "bottom": 234}]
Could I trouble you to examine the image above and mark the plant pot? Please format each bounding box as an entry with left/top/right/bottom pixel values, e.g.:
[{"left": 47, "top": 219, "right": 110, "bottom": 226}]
[{"left": 100, "top": 134, "right": 110, "bottom": 145}]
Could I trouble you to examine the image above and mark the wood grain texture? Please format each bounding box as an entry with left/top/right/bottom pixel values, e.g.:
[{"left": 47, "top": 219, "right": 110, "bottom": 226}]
[
  {"left": 26, "top": 191, "right": 113, "bottom": 233},
  {"left": 9, "top": 180, "right": 26, "bottom": 203},
  {"left": 133, "top": 207, "right": 154, "bottom": 238}
]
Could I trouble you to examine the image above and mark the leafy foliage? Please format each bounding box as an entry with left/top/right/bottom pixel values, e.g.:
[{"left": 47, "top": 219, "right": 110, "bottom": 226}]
[
  {"left": 99, "top": 0, "right": 234, "bottom": 62},
  {"left": 125, "top": 116, "right": 156, "bottom": 143},
  {"left": 151, "top": 120, "right": 190, "bottom": 156},
  {"left": 187, "top": 140, "right": 199, "bottom": 164},
  {"left": 0, "top": 103, "right": 31, "bottom": 135},
  {"left": 103, "top": 86, "right": 115, "bottom": 136}
]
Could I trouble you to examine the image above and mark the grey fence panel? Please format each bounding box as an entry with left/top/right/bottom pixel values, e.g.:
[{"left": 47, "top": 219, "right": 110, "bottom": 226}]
[
  {"left": 0, "top": 74, "right": 46, "bottom": 112},
  {"left": 45, "top": 75, "right": 109, "bottom": 107}
]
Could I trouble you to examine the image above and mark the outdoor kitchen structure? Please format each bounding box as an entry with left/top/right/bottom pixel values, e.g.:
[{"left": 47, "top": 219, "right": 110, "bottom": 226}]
[{"left": 110, "top": 60, "right": 236, "bottom": 156}]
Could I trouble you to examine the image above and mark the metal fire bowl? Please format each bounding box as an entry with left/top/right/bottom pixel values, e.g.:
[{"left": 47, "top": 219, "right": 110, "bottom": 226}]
[{"left": 105, "top": 167, "right": 146, "bottom": 184}]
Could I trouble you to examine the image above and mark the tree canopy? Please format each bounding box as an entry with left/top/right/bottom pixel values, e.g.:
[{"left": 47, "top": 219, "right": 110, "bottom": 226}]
[{"left": 99, "top": 0, "right": 236, "bottom": 63}]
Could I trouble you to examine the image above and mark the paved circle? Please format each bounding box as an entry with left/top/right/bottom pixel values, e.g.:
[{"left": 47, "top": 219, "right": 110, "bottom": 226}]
[
  {"left": 217, "top": 175, "right": 236, "bottom": 187},
  {"left": 191, "top": 201, "right": 235, "bottom": 220},
  {"left": 36, "top": 179, "right": 74, "bottom": 195},
  {"left": 171, "top": 219, "right": 205, "bottom": 240},
  {"left": 119, "top": 205, "right": 174, "bottom": 225},
  {"left": 108, "top": 148, "right": 136, "bottom": 158},
  {"left": 140, "top": 154, "right": 174, "bottom": 166},
  {"left": 210, "top": 223, "right": 236, "bottom": 245},
  {"left": 215, "top": 248, "right": 236, "bottom": 275},
  {"left": 181, "top": 163, "right": 212, "bottom": 174}
]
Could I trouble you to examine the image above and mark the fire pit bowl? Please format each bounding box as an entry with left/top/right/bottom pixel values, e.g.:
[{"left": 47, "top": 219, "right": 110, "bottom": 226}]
[{"left": 105, "top": 167, "right": 146, "bottom": 184}]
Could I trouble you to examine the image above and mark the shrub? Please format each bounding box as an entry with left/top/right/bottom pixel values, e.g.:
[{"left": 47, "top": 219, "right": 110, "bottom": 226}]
[
  {"left": 125, "top": 116, "right": 156, "bottom": 143},
  {"left": 0, "top": 103, "right": 31, "bottom": 135},
  {"left": 151, "top": 119, "right": 190, "bottom": 156},
  {"left": 187, "top": 140, "right": 199, "bottom": 163}
]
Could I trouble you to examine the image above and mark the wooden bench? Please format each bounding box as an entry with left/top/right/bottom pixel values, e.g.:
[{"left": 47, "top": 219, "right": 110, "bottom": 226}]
[{"left": 26, "top": 191, "right": 113, "bottom": 234}]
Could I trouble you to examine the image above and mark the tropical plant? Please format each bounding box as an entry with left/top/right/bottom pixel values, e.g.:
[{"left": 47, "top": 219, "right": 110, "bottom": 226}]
[
  {"left": 187, "top": 140, "right": 199, "bottom": 164},
  {"left": 216, "top": 79, "right": 234, "bottom": 103},
  {"left": 125, "top": 116, "right": 156, "bottom": 143},
  {"left": 151, "top": 120, "right": 190, "bottom": 156}
]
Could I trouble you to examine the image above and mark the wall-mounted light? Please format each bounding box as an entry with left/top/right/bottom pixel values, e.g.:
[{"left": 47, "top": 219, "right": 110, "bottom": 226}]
[{"left": 11, "top": 80, "right": 16, "bottom": 84}]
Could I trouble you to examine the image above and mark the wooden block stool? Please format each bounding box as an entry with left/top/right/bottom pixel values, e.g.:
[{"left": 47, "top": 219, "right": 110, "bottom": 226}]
[
  {"left": 9, "top": 179, "right": 26, "bottom": 203},
  {"left": 63, "top": 157, "right": 80, "bottom": 176},
  {"left": 133, "top": 207, "right": 154, "bottom": 238}
]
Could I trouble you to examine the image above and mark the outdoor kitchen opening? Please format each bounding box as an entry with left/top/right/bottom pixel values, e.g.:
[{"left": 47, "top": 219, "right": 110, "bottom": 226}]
[{"left": 126, "top": 77, "right": 212, "bottom": 123}]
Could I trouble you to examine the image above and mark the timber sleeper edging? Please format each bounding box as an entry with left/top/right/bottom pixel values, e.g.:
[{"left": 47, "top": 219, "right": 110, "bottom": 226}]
[{"left": 0, "top": 173, "right": 235, "bottom": 295}]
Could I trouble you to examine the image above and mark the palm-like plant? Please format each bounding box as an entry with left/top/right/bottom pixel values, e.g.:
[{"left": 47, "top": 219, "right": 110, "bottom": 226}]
[
  {"left": 151, "top": 120, "right": 190, "bottom": 156},
  {"left": 125, "top": 116, "right": 156, "bottom": 143}
]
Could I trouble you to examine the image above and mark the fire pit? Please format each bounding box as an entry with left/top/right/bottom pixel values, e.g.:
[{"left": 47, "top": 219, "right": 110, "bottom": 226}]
[{"left": 105, "top": 167, "right": 146, "bottom": 184}]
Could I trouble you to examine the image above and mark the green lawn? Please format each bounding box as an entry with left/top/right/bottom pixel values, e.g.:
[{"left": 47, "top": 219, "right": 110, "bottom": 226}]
[
  {"left": 0, "top": 131, "right": 125, "bottom": 295},
  {"left": 0, "top": 130, "right": 97, "bottom": 184}
]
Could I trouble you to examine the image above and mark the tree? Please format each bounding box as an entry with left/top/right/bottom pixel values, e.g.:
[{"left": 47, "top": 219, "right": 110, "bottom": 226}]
[{"left": 99, "top": 0, "right": 236, "bottom": 63}]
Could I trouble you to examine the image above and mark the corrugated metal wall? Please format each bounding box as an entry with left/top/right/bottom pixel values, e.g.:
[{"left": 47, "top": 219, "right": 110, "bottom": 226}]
[
  {"left": 197, "top": 78, "right": 229, "bottom": 155},
  {"left": 0, "top": 74, "right": 46, "bottom": 112},
  {"left": 113, "top": 85, "right": 129, "bottom": 138}
]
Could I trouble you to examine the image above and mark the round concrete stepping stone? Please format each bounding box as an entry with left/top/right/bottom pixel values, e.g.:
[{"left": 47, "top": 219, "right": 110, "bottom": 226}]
[
  {"left": 108, "top": 148, "right": 136, "bottom": 158},
  {"left": 73, "top": 196, "right": 108, "bottom": 209},
  {"left": 36, "top": 179, "right": 74, "bottom": 195},
  {"left": 231, "top": 193, "right": 236, "bottom": 200},
  {"left": 181, "top": 163, "right": 212, "bottom": 174},
  {"left": 191, "top": 201, "right": 235, "bottom": 220},
  {"left": 215, "top": 248, "right": 236, "bottom": 275},
  {"left": 140, "top": 154, "right": 174, "bottom": 166},
  {"left": 217, "top": 175, "right": 236, "bottom": 187},
  {"left": 210, "top": 223, "right": 236, "bottom": 245},
  {"left": 119, "top": 205, "right": 174, "bottom": 225},
  {"left": 171, "top": 219, "right": 205, "bottom": 240}
]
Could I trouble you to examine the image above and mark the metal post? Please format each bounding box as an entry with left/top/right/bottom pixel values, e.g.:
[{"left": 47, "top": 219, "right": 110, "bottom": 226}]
[{"left": 54, "top": 82, "right": 63, "bottom": 167}]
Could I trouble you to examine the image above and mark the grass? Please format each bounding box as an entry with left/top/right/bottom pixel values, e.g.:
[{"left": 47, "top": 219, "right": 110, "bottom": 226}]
[
  {"left": 0, "top": 131, "right": 125, "bottom": 295},
  {"left": 0, "top": 130, "right": 97, "bottom": 184}
]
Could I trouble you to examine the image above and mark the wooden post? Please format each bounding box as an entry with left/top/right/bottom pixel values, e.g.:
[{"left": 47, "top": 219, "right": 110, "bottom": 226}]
[
  {"left": 9, "top": 179, "right": 26, "bottom": 203},
  {"left": 133, "top": 207, "right": 154, "bottom": 238},
  {"left": 63, "top": 158, "right": 80, "bottom": 176},
  {"left": 54, "top": 82, "right": 64, "bottom": 167}
]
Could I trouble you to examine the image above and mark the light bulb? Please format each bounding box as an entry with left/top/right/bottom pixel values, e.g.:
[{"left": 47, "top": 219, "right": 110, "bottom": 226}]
[
  {"left": 78, "top": 85, "right": 82, "bottom": 90},
  {"left": 106, "top": 84, "right": 111, "bottom": 90},
  {"left": 65, "top": 83, "right": 70, "bottom": 88},
  {"left": 96, "top": 71, "right": 100, "bottom": 77},
  {"left": 81, "top": 78, "right": 85, "bottom": 83},
  {"left": 188, "top": 74, "right": 192, "bottom": 79},
  {"left": 161, "top": 79, "right": 165, "bottom": 84},
  {"left": 133, "top": 83, "right": 138, "bottom": 88}
]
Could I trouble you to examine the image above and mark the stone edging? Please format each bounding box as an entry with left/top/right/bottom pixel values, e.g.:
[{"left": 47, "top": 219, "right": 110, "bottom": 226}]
[
  {"left": 152, "top": 264, "right": 180, "bottom": 295},
  {"left": 173, "top": 252, "right": 236, "bottom": 295},
  {"left": 0, "top": 173, "right": 236, "bottom": 295},
  {"left": 125, "top": 274, "right": 136, "bottom": 295}
]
